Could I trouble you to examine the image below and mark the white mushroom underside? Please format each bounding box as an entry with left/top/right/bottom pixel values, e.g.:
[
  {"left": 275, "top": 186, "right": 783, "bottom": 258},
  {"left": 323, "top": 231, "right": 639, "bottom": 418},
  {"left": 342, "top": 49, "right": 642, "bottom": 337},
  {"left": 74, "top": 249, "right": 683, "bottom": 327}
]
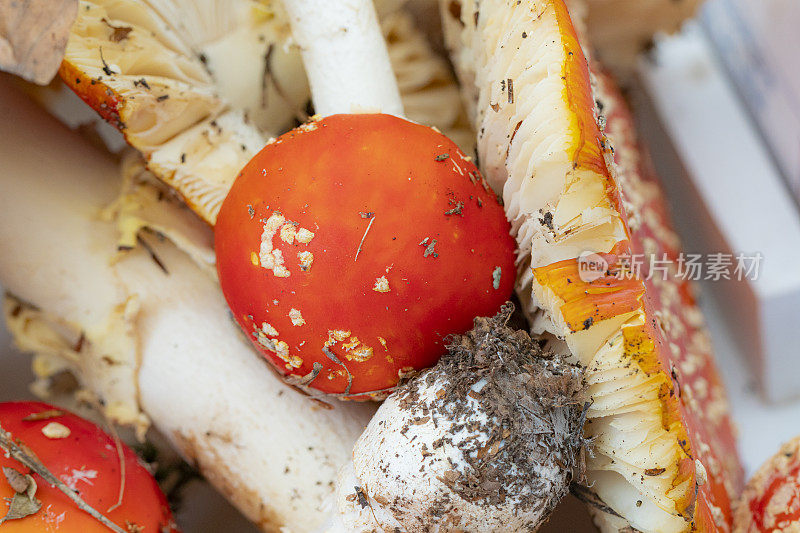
[{"left": 441, "top": 1, "right": 693, "bottom": 531}]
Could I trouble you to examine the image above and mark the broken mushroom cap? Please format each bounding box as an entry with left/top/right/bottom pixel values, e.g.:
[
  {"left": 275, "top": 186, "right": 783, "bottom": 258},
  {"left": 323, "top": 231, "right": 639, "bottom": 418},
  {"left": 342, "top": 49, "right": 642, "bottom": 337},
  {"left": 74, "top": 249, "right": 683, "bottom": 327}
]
[
  {"left": 733, "top": 436, "right": 800, "bottom": 533},
  {"left": 0, "top": 401, "right": 177, "bottom": 532},
  {"left": 215, "top": 113, "right": 517, "bottom": 399},
  {"left": 441, "top": 1, "right": 743, "bottom": 529},
  {"left": 333, "top": 304, "right": 586, "bottom": 531},
  {"left": 58, "top": 0, "right": 305, "bottom": 224}
]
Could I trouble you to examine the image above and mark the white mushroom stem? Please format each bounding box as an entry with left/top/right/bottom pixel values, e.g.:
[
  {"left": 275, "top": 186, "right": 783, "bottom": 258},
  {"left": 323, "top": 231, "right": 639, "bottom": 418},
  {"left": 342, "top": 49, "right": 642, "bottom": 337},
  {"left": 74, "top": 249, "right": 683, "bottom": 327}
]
[
  {"left": 0, "top": 79, "right": 376, "bottom": 533},
  {"left": 283, "top": 0, "right": 404, "bottom": 116}
]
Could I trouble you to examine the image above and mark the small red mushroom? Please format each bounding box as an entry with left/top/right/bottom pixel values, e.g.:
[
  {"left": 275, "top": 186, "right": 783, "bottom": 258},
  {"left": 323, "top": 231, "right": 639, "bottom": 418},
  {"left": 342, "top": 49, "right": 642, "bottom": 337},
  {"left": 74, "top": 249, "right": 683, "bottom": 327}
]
[
  {"left": 215, "top": 114, "right": 516, "bottom": 398},
  {"left": 0, "top": 401, "right": 178, "bottom": 532},
  {"left": 734, "top": 436, "right": 800, "bottom": 533}
]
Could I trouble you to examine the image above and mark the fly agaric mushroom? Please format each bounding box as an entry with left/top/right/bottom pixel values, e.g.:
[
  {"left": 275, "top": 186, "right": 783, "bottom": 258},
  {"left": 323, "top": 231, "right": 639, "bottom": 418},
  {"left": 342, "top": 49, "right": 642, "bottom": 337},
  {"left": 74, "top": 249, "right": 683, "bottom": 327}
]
[
  {"left": 733, "top": 436, "right": 800, "bottom": 533},
  {"left": 0, "top": 0, "right": 481, "bottom": 426},
  {"left": 1, "top": 2, "right": 482, "bottom": 531},
  {"left": 215, "top": 0, "right": 517, "bottom": 398},
  {"left": 441, "top": 0, "right": 743, "bottom": 530},
  {"left": 0, "top": 401, "right": 177, "bottom": 532},
  {"left": 0, "top": 82, "right": 376, "bottom": 532},
  {"left": 325, "top": 305, "right": 586, "bottom": 532},
  {"left": 49, "top": 0, "right": 473, "bottom": 226},
  {"left": 216, "top": 114, "right": 516, "bottom": 398}
]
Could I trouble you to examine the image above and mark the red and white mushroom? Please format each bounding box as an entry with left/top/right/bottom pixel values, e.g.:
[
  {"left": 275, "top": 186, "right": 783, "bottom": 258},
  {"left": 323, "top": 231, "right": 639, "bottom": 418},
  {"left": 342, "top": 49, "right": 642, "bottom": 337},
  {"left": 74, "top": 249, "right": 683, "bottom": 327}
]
[
  {"left": 440, "top": 0, "right": 743, "bottom": 530},
  {"left": 217, "top": 2, "right": 584, "bottom": 530},
  {"left": 0, "top": 79, "right": 375, "bottom": 532},
  {"left": 216, "top": 114, "right": 515, "bottom": 398},
  {"left": 0, "top": 401, "right": 177, "bottom": 532},
  {"left": 734, "top": 436, "right": 800, "bottom": 533},
  {"left": 215, "top": 0, "right": 517, "bottom": 399}
]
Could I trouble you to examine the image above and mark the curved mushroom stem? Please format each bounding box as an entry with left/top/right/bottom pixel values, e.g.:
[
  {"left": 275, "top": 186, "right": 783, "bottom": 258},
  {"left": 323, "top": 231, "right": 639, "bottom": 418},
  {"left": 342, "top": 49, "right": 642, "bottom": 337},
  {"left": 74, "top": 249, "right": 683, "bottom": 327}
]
[
  {"left": 0, "top": 80, "right": 377, "bottom": 533},
  {"left": 283, "top": 0, "right": 404, "bottom": 117}
]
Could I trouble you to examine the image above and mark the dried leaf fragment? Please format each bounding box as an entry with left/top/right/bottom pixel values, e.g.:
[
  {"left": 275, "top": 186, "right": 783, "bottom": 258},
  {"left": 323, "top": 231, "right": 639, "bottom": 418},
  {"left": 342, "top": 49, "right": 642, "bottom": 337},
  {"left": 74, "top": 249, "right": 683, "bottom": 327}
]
[
  {"left": 101, "top": 18, "right": 131, "bottom": 43},
  {"left": 0, "top": 0, "right": 79, "bottom": 84},
  {"left": 1, "top": 491, "right": 42, "bottom": 523},
  {"left": 3, "top": 467, "right": 30, "bottom": 493},
  {"left": 354, "top": 486, "right": 369, "bottom": 509},
  {"left": 0, "top": 467, "right": 40, "bottom": 524},
  {"left": 372, "top": 276, "right": 390, "bottom": 293}
]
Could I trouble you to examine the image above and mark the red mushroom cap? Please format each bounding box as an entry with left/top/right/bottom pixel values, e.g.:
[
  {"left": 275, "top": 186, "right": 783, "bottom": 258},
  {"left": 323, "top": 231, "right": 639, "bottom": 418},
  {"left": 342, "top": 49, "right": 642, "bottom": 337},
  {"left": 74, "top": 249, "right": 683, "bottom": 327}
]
[
  {"left": 215, "top": 113, "right": 516, "bottom": 398},
  {"left": 735, "top": 436, "right": 800, "bottom": 533},
  {"left": 0, "top": 401, "right": 177, "bottom": 532}
]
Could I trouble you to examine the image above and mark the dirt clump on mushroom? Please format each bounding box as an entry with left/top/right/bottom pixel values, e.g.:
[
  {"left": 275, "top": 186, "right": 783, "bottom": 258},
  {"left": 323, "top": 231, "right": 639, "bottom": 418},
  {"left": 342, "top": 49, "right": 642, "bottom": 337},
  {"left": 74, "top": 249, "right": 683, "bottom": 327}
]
[{"left": 388, "top": 302, "right": 587, "bottom": 527}]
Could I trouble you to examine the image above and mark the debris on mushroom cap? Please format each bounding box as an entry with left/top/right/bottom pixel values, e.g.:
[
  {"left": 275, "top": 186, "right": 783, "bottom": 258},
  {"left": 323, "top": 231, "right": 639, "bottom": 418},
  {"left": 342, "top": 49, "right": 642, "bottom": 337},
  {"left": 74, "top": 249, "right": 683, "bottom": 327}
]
[
  {"left": 40, "top": 421, "right": 71, "bottom": 439},
  {"left": 0, "top": 401, "right": 178, "bottom": 531},
  {"left": 337, "top": 304, "right": 586, "bottom": 532},
  {"left": 734, "top": 436, "right": 800, "bottom": 533},
  {"left": 215, "top": 113, "right": 516, "bottom": 399}
]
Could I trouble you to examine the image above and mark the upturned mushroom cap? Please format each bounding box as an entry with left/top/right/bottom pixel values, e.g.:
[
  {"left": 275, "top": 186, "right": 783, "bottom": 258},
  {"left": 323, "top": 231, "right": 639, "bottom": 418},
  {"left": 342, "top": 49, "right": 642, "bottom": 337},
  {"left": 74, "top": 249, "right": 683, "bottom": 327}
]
[
  {"left": 734, "top": 436, "right": 800, "bottom": 533},
  {"left": 48, "top": 0, "right": 474, "bottom": 226},
  {"left": 441, "top": 1, "right": 743, "bottom": 530},
  {"left": 0, "top": 401, "right": 177, "bottom": 532},
  {"left": 334, "top": 305, "right": 586, "bottom": 531},
  {"left": 58, "top": 0, "right": 307, "bottom": 223},
  {"left": 216, "top": 113, "right": 517, "bottom": 398}
]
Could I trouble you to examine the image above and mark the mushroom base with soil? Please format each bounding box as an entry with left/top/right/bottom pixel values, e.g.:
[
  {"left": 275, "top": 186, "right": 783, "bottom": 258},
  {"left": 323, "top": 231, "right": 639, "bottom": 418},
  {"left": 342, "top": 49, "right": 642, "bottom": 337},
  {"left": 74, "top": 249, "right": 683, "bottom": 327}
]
[{"left": 330, "top": 304, "right": 587, "bottom": 532}]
